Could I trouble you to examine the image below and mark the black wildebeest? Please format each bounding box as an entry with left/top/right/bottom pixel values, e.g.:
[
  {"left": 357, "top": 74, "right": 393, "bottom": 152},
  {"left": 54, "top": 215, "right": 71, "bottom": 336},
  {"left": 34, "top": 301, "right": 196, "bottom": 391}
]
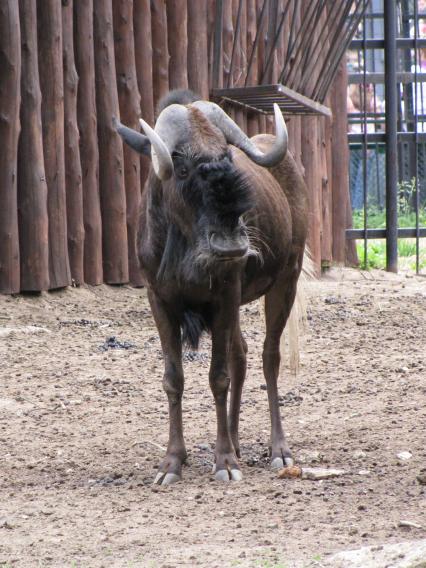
[{"left": 115, "top": 90, "right": 309, "bottom": 484}]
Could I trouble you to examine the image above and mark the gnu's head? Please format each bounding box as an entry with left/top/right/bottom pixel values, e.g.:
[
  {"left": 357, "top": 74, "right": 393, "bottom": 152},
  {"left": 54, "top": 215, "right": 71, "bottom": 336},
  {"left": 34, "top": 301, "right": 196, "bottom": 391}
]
[{"left": 114, "top": 92, "right": 288, "bottom": 262}]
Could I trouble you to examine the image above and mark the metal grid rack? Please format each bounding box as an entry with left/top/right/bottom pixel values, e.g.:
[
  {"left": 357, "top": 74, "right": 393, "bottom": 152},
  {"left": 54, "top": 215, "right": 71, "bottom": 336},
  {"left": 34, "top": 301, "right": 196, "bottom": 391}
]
[
  {"left": 211, "top": 84, "right": 332, "bottom": 117},
  {"left": 211, "top": 0, "right": 368, "bottom": 116}
]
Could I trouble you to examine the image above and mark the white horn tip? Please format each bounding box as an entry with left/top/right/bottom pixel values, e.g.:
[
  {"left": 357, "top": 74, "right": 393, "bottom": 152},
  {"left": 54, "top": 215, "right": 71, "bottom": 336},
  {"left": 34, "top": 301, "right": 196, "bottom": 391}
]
[
  {"left": 273, "top": 103, "right": 286, "bottom": 128},
  {"left": 139, "top": 118, "right": 151, "bottom": 134}
]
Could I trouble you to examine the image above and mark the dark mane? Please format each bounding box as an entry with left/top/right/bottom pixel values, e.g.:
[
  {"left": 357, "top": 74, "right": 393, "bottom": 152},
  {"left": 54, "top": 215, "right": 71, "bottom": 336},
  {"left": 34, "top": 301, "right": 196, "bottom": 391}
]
[{"left": 157, "top": 89, "right": 200, "bottom": 116}]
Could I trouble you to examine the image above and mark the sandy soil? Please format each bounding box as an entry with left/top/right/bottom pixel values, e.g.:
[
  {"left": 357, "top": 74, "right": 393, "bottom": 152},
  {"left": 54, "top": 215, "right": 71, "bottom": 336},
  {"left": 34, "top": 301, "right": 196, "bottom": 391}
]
[{"left": 0, "top": 269, "right": 425, "bottom": 568}]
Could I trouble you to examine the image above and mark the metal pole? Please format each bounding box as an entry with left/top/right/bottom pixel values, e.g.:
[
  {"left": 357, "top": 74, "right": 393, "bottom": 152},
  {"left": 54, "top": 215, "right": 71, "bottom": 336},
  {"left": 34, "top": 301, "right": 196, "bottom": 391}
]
[{"left": 384, "top": 0, "right": 398, "bottom": 272}]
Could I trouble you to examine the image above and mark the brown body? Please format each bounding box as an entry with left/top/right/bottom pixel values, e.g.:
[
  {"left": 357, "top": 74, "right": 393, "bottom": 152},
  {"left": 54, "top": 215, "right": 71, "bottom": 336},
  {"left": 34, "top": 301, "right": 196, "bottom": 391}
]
[{"left": 116, "top": 92, "right": 308, "bottom": 483}]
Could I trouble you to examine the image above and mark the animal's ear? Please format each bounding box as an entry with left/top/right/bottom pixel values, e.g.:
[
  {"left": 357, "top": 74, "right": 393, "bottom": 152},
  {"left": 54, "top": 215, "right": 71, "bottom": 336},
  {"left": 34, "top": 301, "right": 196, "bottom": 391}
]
[{"left": 113, "top": 117, "right": 151, "bottom": 157}]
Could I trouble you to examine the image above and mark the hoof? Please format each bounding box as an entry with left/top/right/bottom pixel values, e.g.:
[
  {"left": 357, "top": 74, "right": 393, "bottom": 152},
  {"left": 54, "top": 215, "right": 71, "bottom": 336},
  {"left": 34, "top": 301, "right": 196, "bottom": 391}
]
[
  {"left": 153, "top": 471, "right": 181, "bottom": 485},
  {"left": 230, "top": 469, "right": 243, "bottom": 481},
  {"left": 271, "top": 457, "right": 284, "bottom": 471},
  {"left": 214, "top": 468, "right": 243, "bottom": 482},
  {"left": 271, "top": 456, "right": 293, "bottom": 471}
]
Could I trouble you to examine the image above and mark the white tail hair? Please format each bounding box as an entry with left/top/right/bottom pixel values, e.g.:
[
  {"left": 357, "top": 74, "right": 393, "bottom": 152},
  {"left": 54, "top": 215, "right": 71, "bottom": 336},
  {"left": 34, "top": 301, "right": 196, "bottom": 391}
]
[{"left": 280, "top": 247, "right": 316, "bottom": 375}]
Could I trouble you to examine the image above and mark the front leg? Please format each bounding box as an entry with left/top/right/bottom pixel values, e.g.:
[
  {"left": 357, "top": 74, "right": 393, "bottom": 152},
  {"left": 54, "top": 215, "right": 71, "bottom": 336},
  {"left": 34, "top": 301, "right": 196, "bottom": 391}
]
[
  {"left": 209, "top": 285, "right": 243, "bottom": 482},
  {"left": 148, "top": 290, "right": 187, "bottom": 485}
]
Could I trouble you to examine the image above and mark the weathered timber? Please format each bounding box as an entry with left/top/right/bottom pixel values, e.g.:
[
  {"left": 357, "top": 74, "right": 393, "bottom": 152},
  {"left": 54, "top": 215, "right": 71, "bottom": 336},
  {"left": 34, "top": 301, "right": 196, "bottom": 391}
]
[
  {"left": 113, "top": 0, "right": 143, "bottom": 286},
  {"left": 0, "top": 1, "right": 21, "bottom": 294},
  {"left": 151, "top": 0, "right": 169, "bottom": 112},
  {"left": 301, "top": 116, "right": 321, "bottom": 273},
  {"left": 256, "top": 0, "right": 267, "bottom": 132},
  {"left": 208, "top": 0, "right": 221, "bottom": 88},
  {"left": 321, "top": 112, "right": 333, "bottom": 264},
  {"left": 38, "top": 0, "right": 71, "bottom": 289},
  {"left": 62, "top": 0, "right": 84, "bottom": 286},
  {"left": 17, "top": 0, "right": 50, "bottom": 292},
  {"left": 74, "top": 0, "right": 103, "bottom": 285},
  {"left": 246, "top": 0, "right": 259, "bottom": 136},
  {"left": 166, "top": 0, "right": 188, "bottom": 90},
  {"left": 318, "top": 7, "right": 332, "bottom": 265},
  {"left": 94, "top": 0, "right": 129, "bottom": 283},
  {"left": 232, "top": 0, "right": 246, "bottom": 131},
  {"left": 188, "top": 0, "right": 209, "bottom": 99},
  {"left": 134, "top": 0, "right": 154, "bottom": 191},
  {"left": 331, "top": 58, "right": 352, "bottom": 265},
  {"left": 223, "top": 0, "right": 234, "bottom": 90},
  {"left": 286, "top": 3, "right": 302, "bottom": 169}
]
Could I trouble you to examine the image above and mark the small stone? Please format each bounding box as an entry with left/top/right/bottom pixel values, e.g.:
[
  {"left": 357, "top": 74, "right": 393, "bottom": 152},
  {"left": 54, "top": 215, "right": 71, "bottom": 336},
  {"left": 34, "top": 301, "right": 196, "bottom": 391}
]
[
  {"left": 301, "top": 467, "right": 347, "bottom": 480},
  {"left": 324, "top": 296, "right": 342, "bottom": 305},
  {"left": 352, "top": 450, "right": 367, "bottom": 459},
  {"left": 0, "top": 519, "right": 13, "bottom": 530},
  {"left": 358, "top": 469, "right": 370, "bottom": 476},
  {"left": 396, "top": 451, "right": 412, "bottom": 461},
  {"left": 298, "top": 450, "right": 322, "bottom": 464},
  {"left": 416, "top": 473, "right": 426, "bottom": 485},
  {"left": 399, "top": 520, "right": 423, "bottom": 530}
]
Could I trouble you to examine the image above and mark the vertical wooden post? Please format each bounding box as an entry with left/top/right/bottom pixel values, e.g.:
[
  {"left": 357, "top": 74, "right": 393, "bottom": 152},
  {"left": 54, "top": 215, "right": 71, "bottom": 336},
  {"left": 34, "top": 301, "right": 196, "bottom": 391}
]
[
  {"left": 246, "top": 0, "right": 259, "bottom": 136},
  {"left": 331, "top": 58, "right": 351, "bottom": 265},
  {"left": 0, "top": 1, "right": 21, "bottom": 294},
  {"left": 207, "top": 0, "right": 218, "bottom": 89},
  {"left": 93, "top": 0, "right": 129, "bottom": 284},
  {"left": 62, "top": 0, "right": 84, "bottom": 286},
  {"left": 256, "top": 0, "right": 267, "bottom": 132},
  {"left": 113, "top": 0, "right": 143, "bottom": 286},
  {"left": 232, "top": 0, "right": 247, "bottom": 131},
  {"left": 239, "top": 0, "right": 247, "bottom": 131},
  {"left": 134, "top": 0, "right": 154, "bottom": 192},
  {"left": 320, "top": 111, "right": 333, "bottom": 265},
  {"left": 151, "top": 0, "right": 169, "bottom": 112},
  {"left": 17, "top": 0, "right": 50, "bottom": 292},
  {"left": 301, "top": 116, "right": 321, "bottom": 273},
  {"left": 74, "top": 0, "right": 103, "bottom": 285},
  {"left": 223, "top": 0, "right": 234, "bottom": 89},
  {"left": 166, "top": 0, "right": 188, "bottom": 90},
  {"left": 38, "top": 0, "right": 71, "bottom": 289},
  {"left": 188, "top": 0, "right": 209, "bottom": 99},
  {"left": 286, "top": 2, "right": 302, "bottom": 171}
]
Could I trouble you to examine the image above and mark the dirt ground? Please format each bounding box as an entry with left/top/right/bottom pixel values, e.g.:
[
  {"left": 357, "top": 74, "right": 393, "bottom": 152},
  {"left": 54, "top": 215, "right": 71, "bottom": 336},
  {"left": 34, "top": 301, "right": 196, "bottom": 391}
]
[{"left": 0, "top": 268, "right": 425, "bottom": 568}]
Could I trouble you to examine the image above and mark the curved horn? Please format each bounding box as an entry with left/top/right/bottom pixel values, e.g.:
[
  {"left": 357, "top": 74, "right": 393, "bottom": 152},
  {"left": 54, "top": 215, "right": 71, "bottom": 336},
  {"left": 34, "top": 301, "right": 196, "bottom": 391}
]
[
  {"left": 139, "top": 104, "right": 191, "bottom": 181},
  {"left": 192, "top": 101, "right": 288, "bottom": 167},
  {"left": 139, "top": 118, "right": 174, "bottom": 181},
  {"left": 113, "top": 117, "right": 151, "bottom": 157}
]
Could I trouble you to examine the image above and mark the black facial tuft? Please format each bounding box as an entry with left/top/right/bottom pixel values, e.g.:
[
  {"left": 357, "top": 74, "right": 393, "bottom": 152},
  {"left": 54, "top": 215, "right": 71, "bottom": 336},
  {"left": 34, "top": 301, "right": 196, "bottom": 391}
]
[
  {"left": 176, "top": 154, "right": 253, "bottom": 228},
  {"left": 199, "top": 158, "right": 253, "bottom": 226}
]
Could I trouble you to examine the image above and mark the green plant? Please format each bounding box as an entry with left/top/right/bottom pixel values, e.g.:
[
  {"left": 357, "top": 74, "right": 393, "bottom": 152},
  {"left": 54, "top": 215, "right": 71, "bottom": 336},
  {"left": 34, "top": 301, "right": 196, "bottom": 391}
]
[
  {"left": 398, "top": 177, "right": 417, "bottom": 215},
  {"left": 356, "top": 239, "right": 426, "bottom": 271},
  {"left": 353, "top": 207, "right": 426, "bottom": 230}
]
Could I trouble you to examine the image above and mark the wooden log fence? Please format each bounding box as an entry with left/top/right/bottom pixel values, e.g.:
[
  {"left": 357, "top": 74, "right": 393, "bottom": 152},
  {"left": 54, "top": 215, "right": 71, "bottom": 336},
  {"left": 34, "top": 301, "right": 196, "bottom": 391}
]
[
  {"left": 0, "top": 0, "right": 355, "bottom": 294},
  {"left": 0, "top": 1, "right": 21, "bottom": 294}
]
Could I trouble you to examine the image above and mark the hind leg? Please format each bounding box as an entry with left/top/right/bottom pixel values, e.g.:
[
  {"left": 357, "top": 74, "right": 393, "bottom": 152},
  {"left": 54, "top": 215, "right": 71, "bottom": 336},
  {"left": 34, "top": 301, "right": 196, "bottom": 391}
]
[
  {"left": 263, "top": 267, "right": 300, "bottom": 470},
  {"left": 228, "top": 318, "right": 248, "bottom": 458}
]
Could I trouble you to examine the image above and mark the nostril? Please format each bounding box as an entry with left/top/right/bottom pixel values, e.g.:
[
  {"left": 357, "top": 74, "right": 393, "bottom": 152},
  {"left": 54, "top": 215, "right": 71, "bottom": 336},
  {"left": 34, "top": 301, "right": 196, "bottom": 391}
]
[{"left": 209, "top": 232, "right": 248, "bottom": 258}]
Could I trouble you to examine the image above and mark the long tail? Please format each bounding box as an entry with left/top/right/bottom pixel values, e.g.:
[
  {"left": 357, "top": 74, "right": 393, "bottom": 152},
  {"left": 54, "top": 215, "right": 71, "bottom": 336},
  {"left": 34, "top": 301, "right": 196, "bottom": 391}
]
[{"left": 281, "top": 247, "right": 316, "bottom": 375}]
